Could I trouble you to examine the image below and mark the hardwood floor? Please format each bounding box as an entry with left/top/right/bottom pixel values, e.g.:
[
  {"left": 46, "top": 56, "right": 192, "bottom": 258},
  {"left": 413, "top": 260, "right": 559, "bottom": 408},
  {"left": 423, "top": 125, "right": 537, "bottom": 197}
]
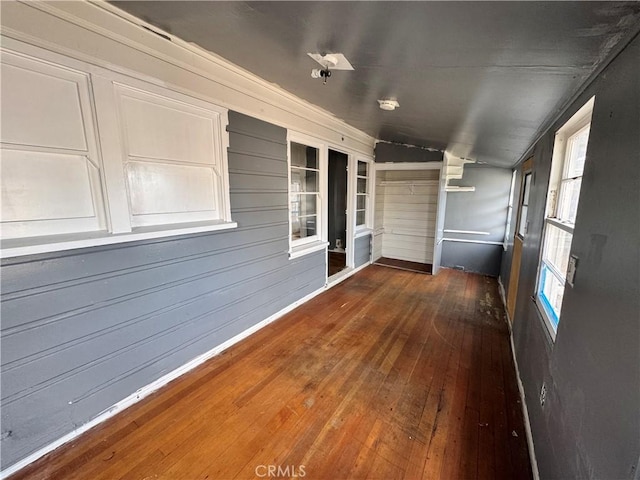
[
  {"left": 10, "top": 266, "right": 532, "bottom": 480},
  {"left": 328, "top": 251, "right": 346, "bottom": 277},
  {"left": 374, "top": 257, "right": 432, "bottom": 274}
]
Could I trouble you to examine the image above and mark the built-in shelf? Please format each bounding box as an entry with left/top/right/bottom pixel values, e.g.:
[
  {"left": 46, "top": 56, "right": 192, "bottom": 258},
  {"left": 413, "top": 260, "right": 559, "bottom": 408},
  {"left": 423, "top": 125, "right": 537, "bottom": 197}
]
[
  {"left": 379, "top": 180, "right": 440, "bottom": 186},
  {"left": 445, "top": 186, "right": 476, "bottom": 192}
]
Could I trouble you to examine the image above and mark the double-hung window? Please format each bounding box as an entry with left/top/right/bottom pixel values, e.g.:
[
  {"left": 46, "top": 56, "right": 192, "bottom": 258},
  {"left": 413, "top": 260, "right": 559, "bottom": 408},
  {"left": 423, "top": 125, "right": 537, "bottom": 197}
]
[
  {"left": 289, "top": 141, "right": 321, "bottom": 247},
  {"left": 356, "top": 160, "right": 370, "bottom": 228},
  {"left": 536, "top": 97, "right": 594, "bottom": 337}
]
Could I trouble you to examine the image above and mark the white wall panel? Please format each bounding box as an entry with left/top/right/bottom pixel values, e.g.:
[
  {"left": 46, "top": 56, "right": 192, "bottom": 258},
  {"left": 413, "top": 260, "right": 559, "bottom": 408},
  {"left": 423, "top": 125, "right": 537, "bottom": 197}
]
[
  {"left": 1, "top": 150, "right": 95, "bottom": 222},
  {"left": 112, "top": 84, "right": 225, "bottom": 228},
  {"left": 0, "top": 50, "right": 105, "bottom": 241},
  {"left": 0, "top": 54, "right": 88, "bottom": 151},
  {"left": 126, "top": 161, "right": 216, "bottom": 221},
  {"left": 118, "top": 90, "right": 216, "bottom": 165}
]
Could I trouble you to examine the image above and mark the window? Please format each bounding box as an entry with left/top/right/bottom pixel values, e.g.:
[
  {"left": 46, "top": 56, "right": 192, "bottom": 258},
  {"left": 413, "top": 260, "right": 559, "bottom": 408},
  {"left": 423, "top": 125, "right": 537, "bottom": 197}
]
[
  {"left": 504, "top": 170, "right": 517, "bottom": 247},
  {"left": 289, "top": 141, "right": 321, "bottom": 246},
  {"left": 356, "top": 160, "right": 370, "bottom": 227},
  {"left": 536, "top": 97, "right": 594, "bottom": 337},
  {"left": 0, "top": 44, "right": 235, "bottom": 258},
  {"left": 517, "top": 172, "right": 532, "bottom": 238}
]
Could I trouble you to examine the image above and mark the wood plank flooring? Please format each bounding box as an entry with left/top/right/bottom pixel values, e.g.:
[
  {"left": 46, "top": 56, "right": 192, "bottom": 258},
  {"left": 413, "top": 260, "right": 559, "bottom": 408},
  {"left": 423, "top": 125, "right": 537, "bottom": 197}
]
[
  {"left": 10, "top": 266, "right": 532, "bottom": 480},
  {"left": 374, "top": 257, "right": 432, "bottom": 274},
  {"left": 328, "top": 251, "right": 347, "bottom": 277}
]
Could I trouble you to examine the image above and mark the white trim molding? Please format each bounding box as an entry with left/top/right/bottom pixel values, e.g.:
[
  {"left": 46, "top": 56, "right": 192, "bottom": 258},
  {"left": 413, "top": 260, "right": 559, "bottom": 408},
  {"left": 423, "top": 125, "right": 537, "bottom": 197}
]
[{"left": 1, "top": 221, "right": 238, "bottom": 259}]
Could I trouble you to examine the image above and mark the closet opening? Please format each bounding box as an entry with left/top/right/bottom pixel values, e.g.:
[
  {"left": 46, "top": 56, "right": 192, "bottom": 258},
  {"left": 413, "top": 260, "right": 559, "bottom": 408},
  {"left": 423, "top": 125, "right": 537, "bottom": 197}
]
[{"left": 328, "top": 149, "right": 348, "bottom": 278}]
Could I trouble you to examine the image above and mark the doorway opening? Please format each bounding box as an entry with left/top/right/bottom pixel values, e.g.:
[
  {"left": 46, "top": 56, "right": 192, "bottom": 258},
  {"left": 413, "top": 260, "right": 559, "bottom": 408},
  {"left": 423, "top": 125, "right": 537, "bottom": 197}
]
[{"left": 328, "top": 149, "right": 348, "bottom": 278}]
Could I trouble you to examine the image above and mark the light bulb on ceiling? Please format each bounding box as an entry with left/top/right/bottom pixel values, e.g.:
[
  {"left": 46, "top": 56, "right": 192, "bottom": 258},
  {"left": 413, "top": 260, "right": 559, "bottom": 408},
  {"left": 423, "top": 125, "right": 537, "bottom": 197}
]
[{"left": 378, "top": 99, "right": 399, "bottom": 111}]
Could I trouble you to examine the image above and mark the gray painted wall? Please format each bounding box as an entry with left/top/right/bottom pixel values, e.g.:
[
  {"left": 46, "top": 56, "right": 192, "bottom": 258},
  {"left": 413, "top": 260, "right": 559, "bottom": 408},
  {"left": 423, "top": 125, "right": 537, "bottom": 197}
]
[
  {"left": 0, "top": 111, "right": 326, "bottom": 470},
  {"left": 374, "top": 142, "right": 443, "bottom": 163},
  {"left": 501, "top": 34, "right": 640, "bottom": 479},
  {"left": 442, "top": 166, "right": 512, "bottom": 276},
  {"left": 354, "top": 234, "right": 371, "bottom": 269}
]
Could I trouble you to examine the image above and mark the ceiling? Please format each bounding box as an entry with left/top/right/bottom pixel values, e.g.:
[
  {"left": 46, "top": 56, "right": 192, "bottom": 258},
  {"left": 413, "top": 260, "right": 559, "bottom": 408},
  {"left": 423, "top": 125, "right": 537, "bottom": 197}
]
[{"left": 111, "top": 1, "right": 640, "bottom": 167}]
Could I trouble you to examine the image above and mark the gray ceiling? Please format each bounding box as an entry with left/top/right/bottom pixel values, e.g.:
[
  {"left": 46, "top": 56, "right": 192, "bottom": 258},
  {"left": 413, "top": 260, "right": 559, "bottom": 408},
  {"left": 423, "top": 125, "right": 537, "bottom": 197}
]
[{"left": 111, "top": 1, "right": 640, "bottom": 167}]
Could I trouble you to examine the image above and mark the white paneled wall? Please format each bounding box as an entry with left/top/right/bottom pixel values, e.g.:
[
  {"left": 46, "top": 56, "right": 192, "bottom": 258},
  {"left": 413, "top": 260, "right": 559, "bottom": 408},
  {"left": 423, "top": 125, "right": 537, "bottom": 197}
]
[
  {"left": 114, "top": 85, "right": 224, "bottom": 227},
  {"left": 0, "top": 50, "right": 105, "bottom": 239},
  {"left": 1, "top": 40, "right": 232, "bottom": 255},
  {"left": 374, "top": 169, "right": 440, "bottom": 264}
]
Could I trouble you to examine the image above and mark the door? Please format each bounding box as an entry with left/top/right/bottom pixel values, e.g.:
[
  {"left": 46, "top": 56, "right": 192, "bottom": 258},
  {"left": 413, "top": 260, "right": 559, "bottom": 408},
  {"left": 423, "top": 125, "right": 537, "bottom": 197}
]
[
  {"left": 507, "top": 157, "right": 533, "bottom": 322},
  {"left": 328, "top": 149, "right": 348, "bottom": 277}
]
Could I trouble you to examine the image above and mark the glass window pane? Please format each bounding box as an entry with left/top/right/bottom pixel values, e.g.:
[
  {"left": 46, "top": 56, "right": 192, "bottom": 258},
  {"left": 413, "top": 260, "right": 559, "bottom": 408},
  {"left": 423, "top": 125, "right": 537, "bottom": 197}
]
[
  {"left": 357, "top": 161, "right": 368, "bottom": 176},
  {"left": 356, "top": 194, "right": 366, "bottom": 210},
  {"left": 357, "top": 178, "right": 367, "bottom": 194},
  {"left": 290, "top": 194, "right": 317, "bottom": 217},
  {"left": 291, "top": 214, "right": 317, "bottom": 240},
  {"left": 291, "top": 142, "right": 319, "bottom": 169},
  {"left": 518, "top": 205, "right": 528, "bottom": 237},
  {"left": 539, "top": 263, "right": 563, "bottom": 330},
  {"left": 566, "top": 125, "right": 590, "bottom": 178},
  {"left": 557, "top": 178, "right": 582, "bottom": 224},
  {"left": 356, "top": 210, "right": 365, "bottom": 225},
  {"left": 290, "top": 168, "right": 318, "bottom": 193},
  {"left": 543, "top": 224, "right": 573, "bottom": 278},
  {"left": 522, "top": 173, "right": 532, "bottom": 204},
  {"left": 302, "top": 194, "right": 317, "bottom": 216}
]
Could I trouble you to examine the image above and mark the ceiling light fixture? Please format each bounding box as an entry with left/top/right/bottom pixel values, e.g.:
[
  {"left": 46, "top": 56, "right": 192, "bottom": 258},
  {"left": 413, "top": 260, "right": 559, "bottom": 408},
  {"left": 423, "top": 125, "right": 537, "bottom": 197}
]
[
  {"left": 308, "top": 52, "right": 354, "bottom": 85},
  {"left": 378, "top": 99, "right": 399, "bottom": 111}
]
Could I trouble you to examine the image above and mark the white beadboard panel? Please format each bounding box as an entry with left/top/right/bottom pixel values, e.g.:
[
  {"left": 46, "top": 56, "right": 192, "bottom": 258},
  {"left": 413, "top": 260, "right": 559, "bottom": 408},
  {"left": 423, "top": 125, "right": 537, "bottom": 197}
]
[
  {"left": 0, "top": 52, "right": 88, "bottom": 151},
  {"left": 382, "top": 222, "right": 437, "bottom": 237},
  {"left": 374, "top": 169, "right": 439, "bottom": 265},
  {"left": 117, "top": 87, "right": 217, "bottom": 165},
  {"left": 378, "top": 193, "right": 439, "bottom": 205},
  {"left": 381, "top": 242, "right": 434, "bottom": 264},
  {"left": 378, "top": 185, "right": 440, "bottom": 197},
  {"left": 0, "top": 150, "right": 104, "bottom": 239},
  {"left": 380, "top": 203, "right": 438, "bottom": 218},
  {"left": 126, "top": 161, "right": 217, "bottom": 220},
  {"left": 372, "top": 233, "right": 383, "bottom": 261}
]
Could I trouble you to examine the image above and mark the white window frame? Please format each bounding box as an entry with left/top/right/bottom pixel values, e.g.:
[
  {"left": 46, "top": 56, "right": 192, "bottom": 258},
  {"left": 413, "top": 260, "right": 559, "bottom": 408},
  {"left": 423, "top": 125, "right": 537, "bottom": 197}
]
[
  {"left": 355, "top": 158, "right": 373, "bottom": 231},
  {"left": 503, "top": 170, "right": 517, "bottom": 250},
  {"left": 516, "top": 171, "right": 533, "bottom": 239},
  {"left": 287, "top": 131, "right": 328, "bottom": 258},
  {"left": 535, "top": 97, "right": 594, "bottom": 339},
  {"left": 0, "top": 40, "right": 236, "bottom": 259}
]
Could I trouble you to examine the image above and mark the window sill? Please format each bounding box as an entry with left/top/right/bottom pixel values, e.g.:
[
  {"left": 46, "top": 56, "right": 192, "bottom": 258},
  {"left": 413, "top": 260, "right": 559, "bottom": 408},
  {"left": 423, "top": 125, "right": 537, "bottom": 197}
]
[
  {"left": 355, "top": 227, "right": 373, "bottom": 239},
  {"left": 0, "top": 220, "right": 238, "bottom": 259},
  {"left": 289, "top": 240, "right": 328, "bottom": 259},
  {"left": 532, "top": 295, "right": 558, "bottom": 343}
]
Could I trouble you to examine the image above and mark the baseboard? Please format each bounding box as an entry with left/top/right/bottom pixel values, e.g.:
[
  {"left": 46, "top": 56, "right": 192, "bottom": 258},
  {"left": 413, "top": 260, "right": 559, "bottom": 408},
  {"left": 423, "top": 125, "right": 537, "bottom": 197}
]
[
  {"left": 1, "top": 270, "right": 359, "bottom": 479},
  {"left": 498, "top": 276, "right": 540, "bottom": 480},
  {"left": 497, "top": 276, "right": 512, "bottom": 327},
  {"left": 509, "top": 334, "right": 541, "bottom": 480}
]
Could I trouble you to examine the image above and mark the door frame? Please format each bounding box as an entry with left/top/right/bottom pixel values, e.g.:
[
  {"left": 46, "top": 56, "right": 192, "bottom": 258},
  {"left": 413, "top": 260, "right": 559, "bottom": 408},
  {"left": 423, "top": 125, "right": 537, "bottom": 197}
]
[
  {"left": 372, "top": 161, "right": 445, "bottom": 273},
  {"left": 507, "top": 156, "right": 534, "bottom": 322}
]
